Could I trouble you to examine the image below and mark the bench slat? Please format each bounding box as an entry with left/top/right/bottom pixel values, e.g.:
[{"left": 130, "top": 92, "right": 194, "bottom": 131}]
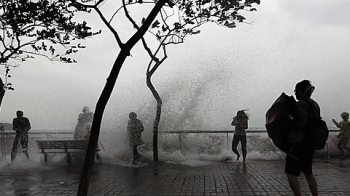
[{"left": 37, "top": 140, "right": 88, "bottom": 150}]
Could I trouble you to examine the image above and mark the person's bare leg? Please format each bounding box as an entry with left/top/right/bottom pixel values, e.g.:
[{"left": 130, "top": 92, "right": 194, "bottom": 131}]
[
  {"left": 287, "top": 173, "right": 301, "bottom": 196},
  {"left": 232, "top": 146, "right": 240, "bottom": 161},
  {"left": 235, "top": 152, "right": 240, "bottom": 161},
  {"left": 242, "top": 136, "right": 247, "bottom": 163},
  {"left": 11, "top": 152, "right": 16, "bottom": 161},
  {"left": 304, "top": 173, "right": 318, "bottom": 196}
]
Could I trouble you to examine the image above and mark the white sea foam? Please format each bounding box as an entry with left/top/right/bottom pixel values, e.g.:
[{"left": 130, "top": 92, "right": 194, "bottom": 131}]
[
  {"left": 94, "top": 127, "right": 284, "bottom": 166},
  {"left": 2, "top": 126, "right": 332, "bottom": 167}
]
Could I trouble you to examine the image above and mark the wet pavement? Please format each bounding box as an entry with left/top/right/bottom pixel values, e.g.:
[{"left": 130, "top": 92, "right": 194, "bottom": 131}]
[{"left": 1, "top": 158, "right": 350, "bottom": 196}]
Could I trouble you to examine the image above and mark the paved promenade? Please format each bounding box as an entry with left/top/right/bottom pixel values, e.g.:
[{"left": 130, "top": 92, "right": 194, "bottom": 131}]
[{"left": 1, "top": 158, "right": 350, "bottom": 196}]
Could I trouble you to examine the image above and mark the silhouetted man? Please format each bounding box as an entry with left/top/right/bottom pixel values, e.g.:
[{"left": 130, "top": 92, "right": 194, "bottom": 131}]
[
  {"left": 285, "top": 80, "right": 319, "bottom": 196},
  {"left": 11, "top": 110, "right": 31, "bottom": 161}
]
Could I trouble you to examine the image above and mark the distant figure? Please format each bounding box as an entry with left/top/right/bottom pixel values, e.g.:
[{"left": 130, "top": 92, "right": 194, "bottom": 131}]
[
  {"left": 231, "top": 110, "right": 249, "bottom": 162},
  {"left": 11, "top": 110, "right": 31, "bottom": 161},
  {"left": 127, "top": 112, "right": 144, "bottom": 164},
  {"left": 285, "top": 80, "right": 319, "bottom": 196},
  {"left": 332, "top": 112, "right": 350, "bottom": 159},
  {"left": 74, "top": 106, "right": 94, "bottom": 140}
]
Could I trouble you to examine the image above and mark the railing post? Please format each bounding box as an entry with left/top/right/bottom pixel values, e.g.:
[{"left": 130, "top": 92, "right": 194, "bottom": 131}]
[
  {"left": 179, "top": 133, "right": 182, "bottom": 151},
  {"left": 0, "top": 124, "right": 4, "bottom": 159},
  {"left": 226, "top": 131, "right": 229, "bottom": 148}
]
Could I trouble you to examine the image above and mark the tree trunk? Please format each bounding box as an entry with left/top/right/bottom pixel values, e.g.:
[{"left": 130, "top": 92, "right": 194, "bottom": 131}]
[
  {"left": 0, "top": 77, "right": 5, "bottom": 109},
  {"left": 77, "top": 1, "right": 167, "bottom": 195},
  {"left": 77, "top": 49, "right": 128, "bottom": 195},
  {"left": 146, "top": 73, "right": 162, "bottom": 162}
]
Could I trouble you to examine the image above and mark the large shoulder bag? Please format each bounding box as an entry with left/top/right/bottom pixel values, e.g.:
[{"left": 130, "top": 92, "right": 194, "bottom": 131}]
[
  {"left": 265, "top": 92, "right": 296, "bottom": 153},
  {"left": 304, "top": 100, "right": 329, "bottom": 150}
]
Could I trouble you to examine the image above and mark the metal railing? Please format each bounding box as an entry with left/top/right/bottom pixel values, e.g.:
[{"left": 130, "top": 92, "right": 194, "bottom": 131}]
[
  {"left": 160, "top": 130, "right": 263, "bottom": 149},
  {"left": 0, "top": 129, "right": 340, "bottom": 160},
  {"left": 160, "top": 129, "right": 338, "bottom": 151},
  {"left": 0, "top": 130, "right": 74, "bottom": 159}
]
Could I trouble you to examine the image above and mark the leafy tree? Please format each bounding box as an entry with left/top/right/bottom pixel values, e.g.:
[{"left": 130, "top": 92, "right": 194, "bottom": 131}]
[
  {"left": 2, "top": 1, "right": 260, "bottom": 195},
  {"left": 0, "top": 66, "right": 13, "bottom": 107},
  {"left": 71, "top": 1, "right": 259, "bottom": 194},
  {"left": 70, "top": 0, "right": 174, "bottom": 195},
  {"left": 0, "top": 0, "right": 99, "bottom": 108}
]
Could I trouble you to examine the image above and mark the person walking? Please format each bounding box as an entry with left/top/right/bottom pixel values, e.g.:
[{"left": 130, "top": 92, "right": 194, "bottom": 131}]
[
  {"left": 127, "top": 112, "right": 144, "bottom": 164},
  {"left": 231, "top": 110, "right": 249, "bottom": 162},
  {"left": 11, "top": 110, "right": 31, "bottom": 161},
  {"left": 332, "top": 112, "right": 350, "bottom": 159},
  {"left": 285, "top": 80, "right": 319, "bottom": 196}
]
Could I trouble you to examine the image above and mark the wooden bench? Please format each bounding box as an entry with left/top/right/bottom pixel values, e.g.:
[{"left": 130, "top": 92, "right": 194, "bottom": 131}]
[{"left": 36, "top": 140, "right": 88, "bottom": 163}]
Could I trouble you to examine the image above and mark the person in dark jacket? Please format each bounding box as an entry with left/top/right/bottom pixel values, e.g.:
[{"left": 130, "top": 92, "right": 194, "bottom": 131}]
[
  {"left": 285, "top": 80, "right": 319, "bottom": 196},
  {"left": 127, "top": 112, "right": 144, "bottom": 164},
  {"left": 11, "top": 110, "right": 31, "bottom": 161}
]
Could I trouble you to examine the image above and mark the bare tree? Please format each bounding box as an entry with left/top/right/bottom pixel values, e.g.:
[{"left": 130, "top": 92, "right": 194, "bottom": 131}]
[{"left": 124, "top": 0, "right": 260, "bottom": 161}]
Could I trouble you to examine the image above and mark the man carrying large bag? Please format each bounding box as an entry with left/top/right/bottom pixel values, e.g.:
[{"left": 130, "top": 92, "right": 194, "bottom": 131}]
[{"left": 266, "top": 80, "right": 328, "bottom": 196}]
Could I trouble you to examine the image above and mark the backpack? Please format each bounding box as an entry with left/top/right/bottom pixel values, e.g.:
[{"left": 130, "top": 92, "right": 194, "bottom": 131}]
[
  {"left": 303, "top": 100, "right": 329, "bottom": 150},
  {"left": 265, "top": 92, "right": 296, "bottom": 153}
]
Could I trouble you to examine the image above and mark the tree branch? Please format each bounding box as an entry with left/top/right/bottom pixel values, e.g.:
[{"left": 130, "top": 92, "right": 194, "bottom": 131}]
[{"left": 71, "top": 0, "right": 124, "bottom": 47}]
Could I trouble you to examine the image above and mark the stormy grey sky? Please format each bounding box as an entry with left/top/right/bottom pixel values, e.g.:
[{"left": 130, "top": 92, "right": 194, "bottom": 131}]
[{"left": 1, "top": 0, "right": 350, "bottom": 131}]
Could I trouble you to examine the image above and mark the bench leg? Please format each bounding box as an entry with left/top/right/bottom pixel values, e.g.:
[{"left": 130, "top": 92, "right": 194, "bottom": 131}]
[
  {"left": 44, "top": 153, "right": 48, "bottom": 163},
  {"left": 67, "top": 152, "right": 71, "bottom": 164}
]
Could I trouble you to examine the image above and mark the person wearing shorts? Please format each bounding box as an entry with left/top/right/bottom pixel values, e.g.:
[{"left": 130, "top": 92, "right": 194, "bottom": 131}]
[
  {"left": 231, "top": 110, "right": 249, "bottom": 162},
  {"left": 285, "top": 80, "right": 319, "bottom": 196}
]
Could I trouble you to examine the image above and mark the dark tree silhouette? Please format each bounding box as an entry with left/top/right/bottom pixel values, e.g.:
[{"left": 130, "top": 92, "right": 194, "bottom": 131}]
[
  {"left": 0, "top": 0, "right": 99, "bottom": 108},
  {"left": 70, "top": 0, "right": 174, "bottom": 195}
]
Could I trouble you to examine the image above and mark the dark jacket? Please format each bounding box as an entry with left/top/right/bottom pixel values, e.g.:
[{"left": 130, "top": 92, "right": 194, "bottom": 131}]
[
  {"left": 13, "top": 117, "right": 31, "bottom": 135},
  {"left": 287, "top": 98, "right": 320, "bottom": 143},
  {"left": 127, "top": 118, "right": 144, "bottom": 146}
]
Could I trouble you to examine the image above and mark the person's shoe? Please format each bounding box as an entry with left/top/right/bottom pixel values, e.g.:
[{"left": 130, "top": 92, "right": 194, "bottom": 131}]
[
  {"left": 23, "top": 150, "right": 30, "bottom": 159},
  {"left": 236, "top": 153, "right": 240, "bottom": 161},
  {"left": 11, "top": 153, "right": 16, "bottom": 161}
]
